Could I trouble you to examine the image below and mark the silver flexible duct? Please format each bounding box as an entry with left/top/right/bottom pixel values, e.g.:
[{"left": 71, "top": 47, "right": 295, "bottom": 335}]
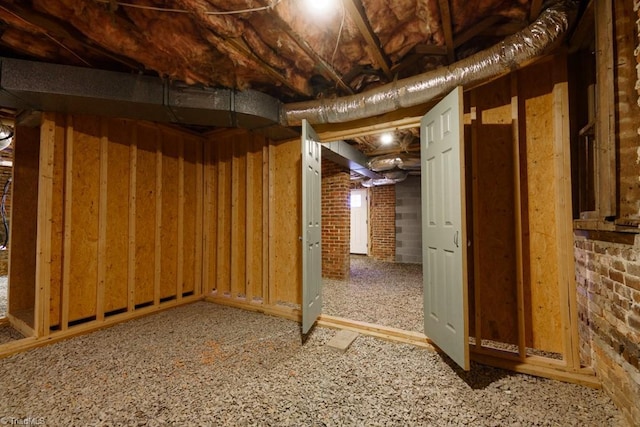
[{"left": 282, "top": 0, "right": 577, "bottom": 126}]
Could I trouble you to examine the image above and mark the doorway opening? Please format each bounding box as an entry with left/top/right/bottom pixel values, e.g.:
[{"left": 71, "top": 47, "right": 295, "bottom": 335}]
[
  {"left": 321, "top": 128, "right": 425, "bottom": 335},
  {"left": 0, "top": 115, "right": 15, "bottom": 345}
]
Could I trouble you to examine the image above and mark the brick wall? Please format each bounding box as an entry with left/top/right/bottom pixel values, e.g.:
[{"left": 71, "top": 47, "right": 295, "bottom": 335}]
[
  {"left": 574, "top": 2, "right": 640, "bottom": 425},
  {"left": 395, "top": 176, "right": 422, "bottom": 263},
  {"left": 370, "top": 184, "right": 395, "bottom": 261},
  {"left": 574, "top": 236, "right": 640, "bottom": 424},
  {"left": 321, "top": 159, "right": 350, "bottom": 279}
]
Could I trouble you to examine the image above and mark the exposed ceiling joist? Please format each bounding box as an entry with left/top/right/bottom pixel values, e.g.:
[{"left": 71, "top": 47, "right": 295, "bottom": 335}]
[
  {"left": 569, "top": 0, "right": 594, "bottom": 52},
  {"left": 225, "top": 36, "right": 312, "bottom": 97},
  {"left": 0, "top": 3, "right": 143, "bottom": 71},
  {"left": 342, "top": 0, "right": 393, "bottom": 80},
  {"left": 437, "top": 0, "right": 455, "bottom": 63},
  {"left": 414, "top": 45, "right": 448, "bottom": 56},
  {"left": 453, "top": 15, "right": 502, "bottom": 48},
  {"left": 486, "top": 21, "right": 528, "bottom": 37},
  {"left": 270, "top": 12, "right": 354, "bottom": 95},
  {"left": 529, "top": 0, "right": 543, "bottom": 21}
]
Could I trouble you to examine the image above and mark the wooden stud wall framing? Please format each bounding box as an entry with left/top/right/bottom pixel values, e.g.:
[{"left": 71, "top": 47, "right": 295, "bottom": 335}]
[
  {"left": 6, "top": 114, "right": 204, "bottom": 346},
  {"left": 204, "top": 131, "right": 301, "bottom": 314},
  {"left": 468, "top": 54, "right": 579, "bottom": 370},
  {"left": 3, "top": 58, "right": 582, "bottom": 385}
]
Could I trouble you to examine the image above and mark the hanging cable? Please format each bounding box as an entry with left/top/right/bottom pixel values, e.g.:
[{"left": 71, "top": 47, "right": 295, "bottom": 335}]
[
  {"left": 93, "top": 0, "right": 283, "bottom": 15},
  {"left": 1, "top": 177, "right": 11, "bottom": 249}
]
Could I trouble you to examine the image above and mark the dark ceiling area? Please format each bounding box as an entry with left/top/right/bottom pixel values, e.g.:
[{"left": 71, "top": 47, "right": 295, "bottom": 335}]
[{"left": 0, "top": 0, "right": 590, "bottom": 156}]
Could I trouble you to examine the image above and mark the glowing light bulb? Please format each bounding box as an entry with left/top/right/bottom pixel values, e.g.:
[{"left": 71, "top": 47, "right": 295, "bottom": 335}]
[
  {"left": 306, "top": 0, "right": 335, "bottom": 15},
  {"left": 380, "top": 133, "right": 393, "bottom": 145}
]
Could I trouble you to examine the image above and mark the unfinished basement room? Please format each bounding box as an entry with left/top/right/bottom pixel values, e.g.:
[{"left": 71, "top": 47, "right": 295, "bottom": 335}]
[{"left": 0, "top": 0, "right": 638, "bottom": 425}]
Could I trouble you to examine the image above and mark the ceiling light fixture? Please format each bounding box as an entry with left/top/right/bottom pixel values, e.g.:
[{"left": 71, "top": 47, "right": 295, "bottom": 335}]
[
  {"left": 306, "top": 0, "right": 335, "bottom": 15},
  {"left": 380, "top": 133, "right": 393, "bottom": 145}
]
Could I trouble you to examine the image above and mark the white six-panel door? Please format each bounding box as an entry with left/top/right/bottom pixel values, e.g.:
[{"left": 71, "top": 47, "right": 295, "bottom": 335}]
[
  {"left": 301, "top": 119, "right": 323, "bottom": 336},
  {"left": 421, "top": 86, "right": 469, "bottom": 370}
]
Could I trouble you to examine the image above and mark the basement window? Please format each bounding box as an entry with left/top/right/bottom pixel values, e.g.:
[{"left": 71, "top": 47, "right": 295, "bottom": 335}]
[{"left": 569, "top": 0, "right": 622, "bottom": 229}]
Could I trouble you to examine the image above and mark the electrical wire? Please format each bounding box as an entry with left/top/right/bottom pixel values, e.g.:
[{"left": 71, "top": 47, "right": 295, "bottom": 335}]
[
  {"left": 0, "top": 5, "right": 92, "bottom": 66},
  {"left": 1, "top": 177, "right": 11, "bottom": 249},
  {"left": 93, "top": 0, "right": 283, "bottom": 15},
  {"left": 330, "top": 0, "right": 345, "bottom": 70}
]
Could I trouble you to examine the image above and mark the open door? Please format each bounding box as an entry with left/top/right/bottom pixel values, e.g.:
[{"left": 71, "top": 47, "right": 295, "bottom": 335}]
[
  {"left": 301, "top": 119, "right": 322, "bottom": 336},
  {"left": 421, "top": 86, "right": 469, "bottom": 370}
]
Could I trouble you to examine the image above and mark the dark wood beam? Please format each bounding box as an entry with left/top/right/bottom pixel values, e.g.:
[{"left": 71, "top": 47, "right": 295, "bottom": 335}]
[
  {"left": 225, "top": 36, "right": 312, "bottom": 96},
  {"left": 569, "top": 0, "right": 594, "bottom": 53},
  {"left": 437, "top": 0, "right": 455, "bottom": 63},
  {"left": 342, "top": 0, "right": 393, "bottom": 80},
  {"left": 453, "top": 15, "right": 502, "bottom": 48},
  {"left": 269, "top": 11, "right": 354, "bottom": 94},
  {"left": 414, "top": 45, "right": 448, "bottom": 56},
  {"left": 0, "top": 3, "right": 143, "bottom": 71},
  {"left": 529, "top": 0, "right": 543, "bottom": 22},
  {"left": 485, "top": 20, "right": 528, "bottom": 37}
]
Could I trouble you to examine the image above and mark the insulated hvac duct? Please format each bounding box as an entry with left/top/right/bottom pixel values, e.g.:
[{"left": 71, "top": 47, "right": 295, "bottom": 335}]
[
  {"left": 368, "top": 153, "right": 421, "bottom": 172},
  {"left": 282, "top": 0, "right": 577, "bottom": 126}
]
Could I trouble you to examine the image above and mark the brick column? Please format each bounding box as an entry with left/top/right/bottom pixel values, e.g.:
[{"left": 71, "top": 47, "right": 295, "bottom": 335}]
[
  {"left": 321, "top": 160, "right": 350, "bottom": 279},
  {"left": 370, "top": 184, "right": 395, "bottom": 261}
]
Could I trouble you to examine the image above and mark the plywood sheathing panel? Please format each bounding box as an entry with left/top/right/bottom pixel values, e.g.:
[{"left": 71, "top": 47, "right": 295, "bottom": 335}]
[
  {"left": 182, "top": 136, "right": 199, "bottom": 296},
  {"left": 215, "top": 139, "right": 232, "bottom": 295},
  {"left": 160, "top": 132, "right": 179, "bottom": 300},
  {"left": 134, "top": 124, "right": 157, "bottom": 306},
  {"left": 8, "top": 125, "right": 40, "bottom": 330},
  {"left": 203, "top": 141, "right": 217, "bottom": 294},
  {"left": 51, "top": 115, "right": 66, "bottom": 327},
  {"left": 471, "top": 75, "right": 518, "bottom": 345},
  {"left": 246, "top": 135, "right": 264, "bottom": 302},
  {"left": 271, "top": 139, "right": 301, "bottom": 305},
  {"left": 104, "top": 118, "right": 131, "bottom": 314},
  {"left": 204, "top": 130, "right": 299, "bottom": 308},
  {"left": 231, "top": 137, "right": 247, "bottom": 299},
  {"left": 518, "top": 60, "right": 563, "bottom": 354},
  {"left": 68, "top": 116, "right": 100, "bottom": 323},
  {"left": 6, "top": 113, "right": 206, "bottom": 346}
]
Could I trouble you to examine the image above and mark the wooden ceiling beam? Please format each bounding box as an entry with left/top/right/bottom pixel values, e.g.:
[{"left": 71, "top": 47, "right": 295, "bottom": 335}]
[
  {"left": 0, "top": 4, "right": 143, "bottom": 71},
  {"left": 453, "top": 15, "right": 502, "bottom": 48},
  {"left": 568, "top": 0, "right": 594, "bottom": 53},
  {"left": 269, "top": 11, "right": 354, "bottom": 95},
  {"left": 529, "top": 0, "right": 543, "bottom": 22},
  {"left": 225, "top": 36, "right": 312, "bottom": 96},
  {"left": 342, "top": 0, "right": 393, "bottom": 80},
  {"left": 414, "top": 45, "right": 448, "bottom": 56},
  {"left": 437, "top": 0, "right": 455, "bottom": 63}
]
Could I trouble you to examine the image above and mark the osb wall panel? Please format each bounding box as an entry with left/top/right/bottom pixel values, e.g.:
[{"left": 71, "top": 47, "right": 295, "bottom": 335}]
[
  {"left": 39, "top": 114, "right": 204, "bottom": 329},
  {"left": 8, "top": 125, "right": 40, "bottom": 328},
  {"left": 204, "top": 131, "right": 274, "bottom": 304},
  {"left": 161, "top": 134, "right": 179, "bottom": 300},
  {"left": 270, "top": 139, "right": 301, "bottom": 305},
  {"left": 44, "top": 115, "right": 66, "bottom": 328},
  {"left": 67, "top": 116, "right": 100, "bottom": 322},
  {"left": 104, "top": 119, "right": 130, "bottom": 314},
  {"left": 518, "top": 60, "right": 563, "bottom": 354},
  {"left": 471, "top": 75, "right": 518, "bottom": 345},
  {"left": 134, "top": 125, "right": 158, "bottom": 306}
]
